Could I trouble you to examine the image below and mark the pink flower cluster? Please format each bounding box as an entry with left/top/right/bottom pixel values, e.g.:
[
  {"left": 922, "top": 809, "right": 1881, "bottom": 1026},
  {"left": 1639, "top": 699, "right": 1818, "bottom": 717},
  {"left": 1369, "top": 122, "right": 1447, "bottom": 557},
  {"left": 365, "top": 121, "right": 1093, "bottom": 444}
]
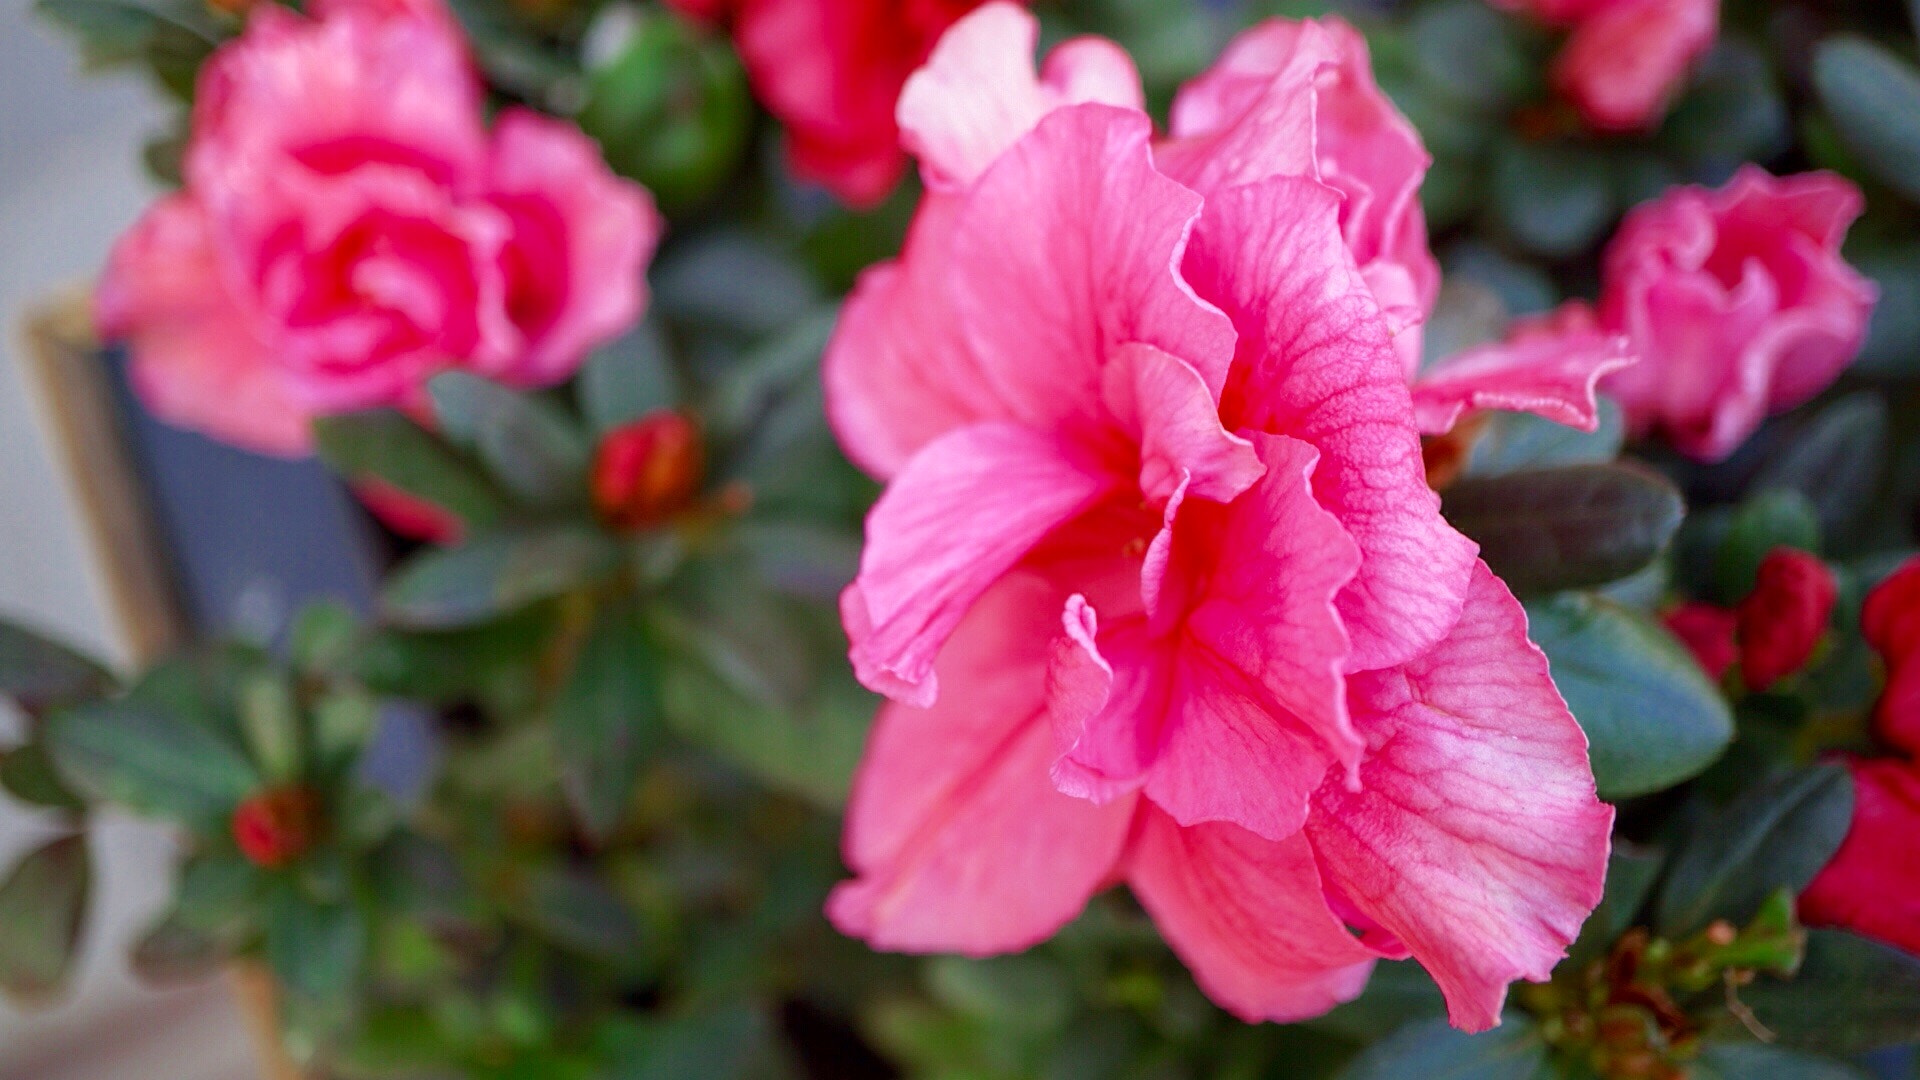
[
  {"left": 97, "top": 0, "right": 661, "bottom": 455},
  {"left": 824, "top": 4, "right": 1613, "bottom": 1030},
  {"left": 1498, "top": 0, "right": 1718, "bottom": 131}
]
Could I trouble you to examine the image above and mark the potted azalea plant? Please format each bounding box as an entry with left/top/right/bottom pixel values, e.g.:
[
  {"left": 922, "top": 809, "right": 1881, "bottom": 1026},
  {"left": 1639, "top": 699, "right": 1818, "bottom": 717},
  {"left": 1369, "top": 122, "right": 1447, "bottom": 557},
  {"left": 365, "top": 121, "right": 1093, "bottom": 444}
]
[{"left": 4, "top": 0, "right": 1920, "bottom": 1076}]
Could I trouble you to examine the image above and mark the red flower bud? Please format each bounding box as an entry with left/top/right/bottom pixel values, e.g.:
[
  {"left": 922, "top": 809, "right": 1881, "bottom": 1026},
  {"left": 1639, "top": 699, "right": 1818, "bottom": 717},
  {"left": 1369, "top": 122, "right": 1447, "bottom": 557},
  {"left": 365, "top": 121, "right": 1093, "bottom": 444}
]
[
  {"left": 1663, "top": 602, "right": 1738, "bottom": 681},
  {"left": 1800, "top": 757, "right": 1920, "bottom": 957},
  {"left": 353, "top": 477, "right": 464, "bottom": 546},
  {"left": 1736, "top": 548, "right": 1837, "bottom": 691},
  {"left": 1864, "top": 558, "right": 1920, "bottom": 754},
  {"left": 591, "top": 412, "right": 704, "bottom": 530},
  {"left": 232, "top": 787, "right": 320, "bottom": 868}
]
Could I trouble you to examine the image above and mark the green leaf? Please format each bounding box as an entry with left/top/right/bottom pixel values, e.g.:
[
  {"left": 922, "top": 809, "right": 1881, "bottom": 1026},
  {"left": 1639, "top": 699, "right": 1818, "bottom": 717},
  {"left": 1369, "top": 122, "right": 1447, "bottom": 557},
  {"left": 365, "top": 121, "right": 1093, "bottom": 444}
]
[
  {"left": 45, "top": 698, "right": 258, "bottom": 823},
  {"left": 1748, "top": 393, "right": 1889, "bottom": 542},
  {"left": 381, "top": 526, "right": 620, "bottom": 629},
  {"left": 653, "top": 232, "right": 822, "bottom": 341},
  {"left": 1656, "top": 764, "right": 1853, "bottom": 936},
  {"left": 553, "top": 601, "right": 662, "bottom": 842},
  {"left": 735, "top": 521, "right": 860, "bottom": 602},
  {"left": 514, "top": 865, "right": 648, "bottom": 970},
  {"left": 1444, "top": 463, "right": 1684, "bottom": 595},
  {"left": 0, "top": 834, "right": 90, "bottom": 1004},
  {"left": 1714, "top": 489, "right": 1821, "bottom": 602},
  {"left": 578, "top": 319, "right": 678, "bottom": 436},
  {"left": 312, "top": 410, "right": 507, "bottom": 530},
  {"left": 0, "top": 620, "right": 111, "bottom": 707},
  {"left": 1336, "top": 1015, "right": 1547, "bottom": 1079},
  {"left": 1659, "top": 41, "right": 1790, "bottom": 168},
  {"left": 1464, "top": 399, "right": 1625, "bottom": 478},
  {"left": 608, "top": 1006, "right": 785, "bottom": 1080},
  {"left": 1405, "top": 0, "right": 1539, "bottom": 111},
  {"left": 707, "top": 308, "right": 839, "bottom": 447},
  {"left": 1812, "top": 36, "right": 1920, "bottom": 204},
  {"left": 1526, "top": 593, "right": 1734, "bottom": 800},
  {"left": 266, "top": 890, "right": 366, "bottom": 1002},
  {"left": 0, "top": 740, "right": 85, "bottom": 811},
  {"left": 350, "top": 605, "right": 556, "bottom": 709},
  {"left": 34, "top": 0, "right": 221, "bottom": 99},
  {"left": 1311, "top": 961, "right": 1448, "bottom": 1040},
  {"left": 130, "top": 912, "right": 231, "bottom": 985},
  {"left": 237, "top": 671, "right": 302, "bottom": 783},
  {"left": 926, "top": 956, "right": 1073, "bottom": 1035},
  {"left": 1736, "top": 930, "right": 1920, "bottom": 1053},
  {"left": 427, "top": 373, "right": 592, "bottom": 508},
  {"left": 1692, "top": 1043, "right": 1867, "bottom": 1079},
  {"left": 1854, "top": 247, "right": 1920, "bottom": 378},
  {"left": 1568, "top": 844, "right": 1666, "bottom": 967},
  {"left": 288, "top": 601, "right": 359, "bottom": 676},
  {"left": 1488, "top": 139, "right": 1615, "bottom": 258}
]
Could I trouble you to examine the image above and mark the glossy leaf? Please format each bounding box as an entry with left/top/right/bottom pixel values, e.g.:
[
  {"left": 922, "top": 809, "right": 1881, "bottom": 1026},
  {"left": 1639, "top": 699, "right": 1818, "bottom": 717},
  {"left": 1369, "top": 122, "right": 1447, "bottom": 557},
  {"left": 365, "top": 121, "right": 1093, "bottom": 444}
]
[
  {"left": 515, "top": 865, "right": 649, "bottom": 971},
  {"left": 1464, "top": 399, "right": 1626, "bottom": 478},
  {"left": 0, "top": 620, "right": 111, "bottom": 708},
  {"left": 1714, "top": 489, "right": 1821, "bottom": 602},
  {"left": 553, "top": 601, "right": 663, "bottom": 842},
  {"left": 313, "top": 410, "right": 507, "bottom": 530},
  {"left": 44, "top": 698, "right": 258, "bottom": 823},
  {"left": 1813, "top": 37, "right": 1920, "bottom": 204},
  {"left": 1336, "top": 1014, "right": 1547, "bottom": 1079},
  {"left": 381, "top": 526, "right": 620, "bottom": 629},
  {"left": 1749, "top": 393, "right": 1888, "bottom": 542},
  {"left": 1311, "top": 961, "right": 1448, "bottom": 1041},
  {"left": 1445, "top": 463, "right": 1683, "bottom": 594},
  {"left": 1527, "top": 593, "right": 1733, "bottom": 800},
  {"left": 1568, "top": 844, "right": 1666, "bottom": 967},
  {"left": 0, "top": 834, "right": 90, "bottom": 1004},
  {"left": 266, "top": 890, "right": 366, "bottom": 1002},
  {"left": 609, "top": 1006, "right": 785, "bottom": 1080},
  {"left": 428, "top": 373, "right": 592, "bottom": 508},
  {"left": 1488, "top": 139, "right": 1615, "bottom": 258},
  {"left": 1736, "top": 930, "right": 1920, "bottom": 1054},
  {"left": 0, "top": 740, "right": 85, "bottom": 812},
  {"left": 578, "top": 319, "right": 678, "bottom": 436},
  {"left": 1656, "top": 764, "right": 1853, "bottom": 936},
  {"left": 1693, "top": 1043, "right": 1867, "bottom": 1079}
]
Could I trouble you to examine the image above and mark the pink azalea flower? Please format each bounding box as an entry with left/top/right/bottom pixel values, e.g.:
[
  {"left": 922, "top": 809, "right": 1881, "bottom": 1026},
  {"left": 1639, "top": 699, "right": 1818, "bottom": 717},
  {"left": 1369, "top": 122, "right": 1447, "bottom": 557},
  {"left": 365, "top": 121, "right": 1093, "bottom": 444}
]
[
  {"left": 1496, "top": 168, "right": 1877, "bottom": 462},
  {"left": 1496, "top": 0, "right": 1718, "bottom": 132},
  {"left": 826, "top": 4, "right": 1612, "bottom": 1031},
  {"left": 95, "top": 0, "right": 661, "bottom": 455}
]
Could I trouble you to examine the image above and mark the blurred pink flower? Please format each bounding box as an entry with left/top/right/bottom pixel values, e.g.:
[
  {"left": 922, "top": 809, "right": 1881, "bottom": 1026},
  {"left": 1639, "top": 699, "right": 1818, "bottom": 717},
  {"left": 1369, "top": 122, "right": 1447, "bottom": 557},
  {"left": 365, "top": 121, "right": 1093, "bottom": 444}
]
[
  {"left": 1595, "top": 167, "right": 1876, "bottom": 461},
  {"left": 825, "top": 4, "right": 1611, "bottom": 1031},
  {"left": 1497, "top": 0, "right": 1717, "bottom": 132},
  {"left": 96, "top": 0, "right": 660, "bottom": 455},
  {"left": 674, "top": 0, "right": 1006, "bottom": 206}
]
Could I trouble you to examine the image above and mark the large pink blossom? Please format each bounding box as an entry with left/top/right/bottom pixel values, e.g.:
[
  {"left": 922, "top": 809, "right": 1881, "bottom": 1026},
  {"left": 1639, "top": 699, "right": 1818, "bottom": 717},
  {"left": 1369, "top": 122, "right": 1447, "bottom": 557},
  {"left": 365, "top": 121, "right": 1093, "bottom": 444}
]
[
  {"left": 1505, "top": 168, "right": 1876, "bottom": 462},
  {"left": 95, "top": 0, "right": 661, "bottom": 455},
  {"left": 825, "top": 4, "right": 1611, "bottom": 1031}
]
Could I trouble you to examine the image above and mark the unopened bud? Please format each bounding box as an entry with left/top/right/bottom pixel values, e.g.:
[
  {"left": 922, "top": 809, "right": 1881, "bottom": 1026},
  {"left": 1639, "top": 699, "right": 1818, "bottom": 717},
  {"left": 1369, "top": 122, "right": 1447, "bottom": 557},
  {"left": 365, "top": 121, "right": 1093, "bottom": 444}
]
[
  {"left": 1736, "top": 548, "right": 1837, "bottom": 691},
  {"left": 591, "top": 411, "right": 704, "bottom": 530},
  {"left": 232, "top": 787, "right": 321, "bottom": 868}
]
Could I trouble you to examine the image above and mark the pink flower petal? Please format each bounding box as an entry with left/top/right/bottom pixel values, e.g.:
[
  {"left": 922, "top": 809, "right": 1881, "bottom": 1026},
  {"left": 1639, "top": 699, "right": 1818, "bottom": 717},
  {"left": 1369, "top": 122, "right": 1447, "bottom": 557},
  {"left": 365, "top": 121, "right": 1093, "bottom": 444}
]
[
  {"left": 898, "top": 2, "right": 1142, "bottom": 191},
  {"left": 1307, "top": 564, "right": 1613, "bottom": 1032},
  {"left": 843, "top": 422, "right": 1114, "bottom": 706},
  {"left": 831, "top": 572, "right": 1138, "bottom": 953},
  {"left": 1155, "top": 21, "right": 1331, "bottom": 196},
  {"left": 1554, "top": 0, "right": 1716, "bottom": 133},
  {"left": 1412, "top": 320, "right": 1635, "bottom": 435},
  {"left": 1127, "top": 809, "right": 1379, "bottom": 1023},
  {"left": 1047, "top": 602, "right": 1166, "bottom": 803},
  {"left": 1184, "top": 176, "right": 1477, "bottom": 672},
  {"left": 1101, "top": 343, "right": 1264, "bottom": 506}
]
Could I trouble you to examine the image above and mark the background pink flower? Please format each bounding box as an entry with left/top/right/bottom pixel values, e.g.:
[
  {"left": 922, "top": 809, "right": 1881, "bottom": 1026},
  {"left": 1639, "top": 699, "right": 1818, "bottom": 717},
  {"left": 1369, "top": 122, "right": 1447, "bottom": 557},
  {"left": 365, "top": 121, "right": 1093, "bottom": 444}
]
[
  {"left": 96, "top": 0, "right": 660, "bottom": 455},
  {"left": 1596, "top": 167, "right": 1876, "bottom": 461},
  {"left": 1497, "top": 0, "right": 1718, "bottom": 131},
  {"left": 825, "top": 4, "right": 1610, "bottom": 1031}
]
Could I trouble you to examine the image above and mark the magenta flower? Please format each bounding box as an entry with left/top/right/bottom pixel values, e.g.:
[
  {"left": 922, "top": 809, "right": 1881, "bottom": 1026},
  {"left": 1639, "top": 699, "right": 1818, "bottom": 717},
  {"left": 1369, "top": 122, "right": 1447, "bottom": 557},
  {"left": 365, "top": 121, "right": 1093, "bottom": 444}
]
[
  {"left": 825, "top": 4, "right": 1611, "bottom": 1031},
  {"left": 95, "top": 0, "right": 661, "bottom": 455}
]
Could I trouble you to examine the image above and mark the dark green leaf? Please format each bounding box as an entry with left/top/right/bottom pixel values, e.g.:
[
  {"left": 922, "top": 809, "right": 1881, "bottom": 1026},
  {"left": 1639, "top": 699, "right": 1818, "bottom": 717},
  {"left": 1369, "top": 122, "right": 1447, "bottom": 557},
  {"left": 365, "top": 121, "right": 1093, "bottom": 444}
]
[
  {"left": 428, "top": 373, "right": 591, "bottom": 508},
  {"left": 350, "top": 606, "right": 556, "bottom": 709},
  {"left": 1526, "top": 593, "right": 1733, "bottom": 800},
  {"left": 1311, "top": 961, "right": 1448, "bottom": 1040},
  {"left": 1749, "top": 393, "right": 1888, "bottom": 543},
  {"left": 735, "top": 522, "right": 860, "bottom": 602},
  {"left": 1736, "top": 930, "right": 1920, "bottom": 1053},
  {"left": 313, "top": 410, "right": 507, "bottom": 530},
  {"left": 45, "top": 698, "right": 258, "bottom": 822},
  {"left": 1405, "top": 0, "right": 1539, "bottom": 111},
  {"left": 0, "top": 741, "right": 85, "bottom": 811},
  {"left": 1489, "top": 139, "right": 1615, "bottom": 258},
  {"left": 0, "top": 620, "right": 111, "bottom": 707},
  {"left": 926, "top": 956, "right": 1072, "bottom": 1035},
  {"left": 1659, "top": 41, "right": 1789, "bottom": 168},
  {"left": 0, "top": 834, "right": 90, "bottom": 1004},
  {"left": 578, "top": 319, "right": 678, "bottom": 435},
  {"left": 554, "top": 601, "right": 662, "bottom": 842},
  {"left": 515, "top": 865, "right": 648, "bottom": 970},
  {"left": 1464, "top": 399, "right": 1626, "bottom": 478},
  {"left": 1568, "top": 844, "right": 1666, "bottom": 967},
  {"left": 266, "top": 890, "right": 366, "bottom": 1002},
  {"left": 1444, "top": 462, "right": 1684, "bottom": 594},
  {"left": 1714, "top": 489, "right": 1821, "bottom": 602},
  {"left": 1854, "top": 248, "right": 1920, "bottom": 378},
  {"left": 609, "top": 1006, "right": 784, "bottom": 1080},
  {"left": 1656, "top": 764, "right": 1853, "bottom": 936},
  {"left": 655, "top": 232, "right": 822, "bottom": 341},
  {"left": 1692, "top": 1043, "right": 1868, "bottom": 1079},
  {"left": 708, "top": 308, "right": 839, "bottom": 446},
  {"left": 381, "top": 526, "right": 620, "bottom": 629},
  {"left": 289, "top": 601, "right": 358, "bottom": 676},
  {"left": 34, "top": 0, "right": 221, "bottom": 100},
  {"left": 1336, "top": 1015, "right": 1547, "bottom": 1079},
  {"left": 1813, "top": 37, "right": 1920, "bottom": 204}
]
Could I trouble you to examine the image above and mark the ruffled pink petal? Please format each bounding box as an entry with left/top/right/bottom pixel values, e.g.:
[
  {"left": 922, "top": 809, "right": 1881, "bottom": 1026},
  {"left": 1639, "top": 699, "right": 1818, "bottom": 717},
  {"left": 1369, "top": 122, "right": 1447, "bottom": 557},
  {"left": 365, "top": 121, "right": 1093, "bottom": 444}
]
[
  {"left": 830, "top": 572, "right": 1138, "bottom": 953},
  {"left": 95, "top": 194, "right": 311, "bottom": 456},
  {"left": 1155, "top": 20, "right": 1331, "bottom": 196},
  {"left": 1047, "top": 603, "right": 1167, "bottom": 803},
  {"left": 947, "top": 105, "right": 1238, "bottom": 426},
  {"left": 1139, "top": 434, "right": 1362, "bottom": 840},
  {"left": 1411, "top": 318, "right": 1636, "bottom": 435},
  {"left": 897, "top": 2, "right": 1142, "bottom": 191},
  {"left": 1554, "top": 0, "right": 1716, "bottom": 133},
  {"left": 1307, "top": 564, "right": 1613, "bottom": 1032},
  {"left": 1127, "top": 809, "right": 1379, "bottom": 1023},
  {"left": 479, "top": 109, "right": 661, "bottom": 387},
  {"left": 1101, "top": 343, "right": 1264, "bottom": 506},
  {"left": 843, "top": 422, "right": 1114, "bottom": 706},
  {"left": 1184, "top": 176, "right": 1477, "bottom": 672}
]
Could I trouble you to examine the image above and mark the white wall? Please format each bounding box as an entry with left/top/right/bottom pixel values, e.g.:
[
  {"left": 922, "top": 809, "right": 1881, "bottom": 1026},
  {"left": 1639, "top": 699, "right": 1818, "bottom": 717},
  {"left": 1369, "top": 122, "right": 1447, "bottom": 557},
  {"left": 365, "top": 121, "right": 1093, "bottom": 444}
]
[{"left": 0, "top": 2, "right": 259, "bottom": 1075}]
